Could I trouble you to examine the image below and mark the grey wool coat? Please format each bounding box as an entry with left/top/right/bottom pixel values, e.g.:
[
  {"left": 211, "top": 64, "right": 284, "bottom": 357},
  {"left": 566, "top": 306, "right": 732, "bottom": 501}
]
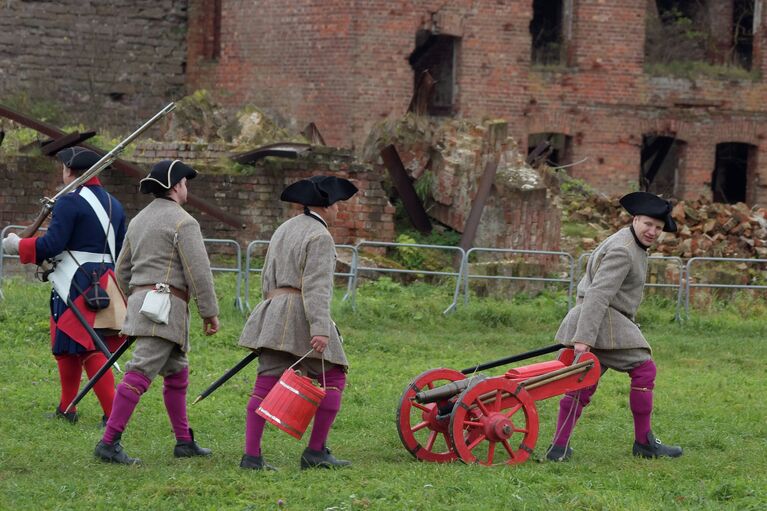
[
  {"left": 115, "top": 198, "right": 219, "bottom": 351},
  {"left": 556, "top": 227, "right": 651, "bottom": 351},
  {"left": 239, "top": 213, "right": 348, "bottom": 368}
]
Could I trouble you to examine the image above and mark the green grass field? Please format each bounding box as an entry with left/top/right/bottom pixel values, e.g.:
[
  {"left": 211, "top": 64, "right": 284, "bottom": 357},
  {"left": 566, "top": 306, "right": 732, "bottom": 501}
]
[{"left": 1, "top": 276, "right": 765, "bottom": 510}]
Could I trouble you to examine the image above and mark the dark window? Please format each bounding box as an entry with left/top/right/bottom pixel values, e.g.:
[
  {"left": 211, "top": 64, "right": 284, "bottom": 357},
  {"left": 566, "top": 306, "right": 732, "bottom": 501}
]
[
  {"left": 527, "top": 132, "right": 573, "bottom": 167},
  {"left": 530, "top": 0, "right": 569, "bottom": 66},
  {"left": 733, "top": 0, "right": 755, "bottom": 69},
  {"left": 409, "top": 31, "right": 458, "bottom": 116},
  {"left": 202, "top": 0, "right": 222, "bottom": 60},
  {"left": 712, "top": 142, "right": 754, "bottom": 204},
  {"left": 640, "top": 135, "right": 685, "bottom": 197}
]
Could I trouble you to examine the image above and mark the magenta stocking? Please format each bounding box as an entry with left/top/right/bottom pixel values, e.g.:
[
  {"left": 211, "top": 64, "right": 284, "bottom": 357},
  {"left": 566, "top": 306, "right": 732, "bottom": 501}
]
[
  {"left": 244, "top": 375, "right": 279, "bottom": 457},
  {"left": 552, "top": 383, "right": 598, "bottom": 447},
  {"left": 629, "top": 359, "right": 656, "bottom": 444},
  {"left": 102, "top": 371, "right": 151, "bottom": 444},
  {"left": 163, "top": 367, "right": 191, "bottom": 442},
  {"left": 308, "top": 367, "right": 346, "bottom": 451}
]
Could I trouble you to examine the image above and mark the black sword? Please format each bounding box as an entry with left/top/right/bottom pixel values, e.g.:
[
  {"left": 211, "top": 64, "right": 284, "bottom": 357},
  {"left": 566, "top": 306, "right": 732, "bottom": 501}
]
[{"left": 193, "top": 351, "right": 259, "bottom": 405}]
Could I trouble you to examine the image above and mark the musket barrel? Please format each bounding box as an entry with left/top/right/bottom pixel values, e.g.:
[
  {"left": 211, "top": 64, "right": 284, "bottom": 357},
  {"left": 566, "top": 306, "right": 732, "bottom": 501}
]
[{"left": 51, "top": 102, "right": 176, "bottom": 202}]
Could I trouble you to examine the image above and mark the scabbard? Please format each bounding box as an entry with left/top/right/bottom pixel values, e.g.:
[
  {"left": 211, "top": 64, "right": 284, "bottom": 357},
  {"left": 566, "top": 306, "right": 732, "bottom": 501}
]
[
  {"left": 64, "top": 336, "right": 134, "bottom": 413},
  {"left": 65, "top": 298, "right": 118, "bottom": 364},
  {"left": 193, "top": 351, "right": 259, "bottom": 405}
]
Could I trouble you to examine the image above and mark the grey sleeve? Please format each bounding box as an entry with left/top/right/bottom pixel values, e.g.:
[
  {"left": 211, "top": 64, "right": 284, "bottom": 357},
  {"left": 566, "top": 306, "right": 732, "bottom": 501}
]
[
  {"left": 114, "top": 236, "right": 133, "bottom": 295},
  {"left": 301, "top": 233, "right": 335, "bottom": 337},
  {"left": 176, "top": 219, "right": 219, "bottom": 318}
]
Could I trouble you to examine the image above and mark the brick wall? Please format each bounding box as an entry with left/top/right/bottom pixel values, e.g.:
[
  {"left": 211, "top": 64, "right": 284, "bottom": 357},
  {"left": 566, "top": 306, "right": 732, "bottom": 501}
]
[
  {"left": 0, "top": 154, "right": 395, "bottom": 251},
  {"left": 186, "top": 0, "right": 767, "bottom": 205},
  {"left": 0, "top": 0, "right": 187, "bottom": 131}
]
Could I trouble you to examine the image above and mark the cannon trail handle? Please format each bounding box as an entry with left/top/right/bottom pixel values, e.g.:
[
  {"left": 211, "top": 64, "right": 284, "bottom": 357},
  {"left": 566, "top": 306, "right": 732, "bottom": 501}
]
[{"left": 460, "top": 343, "right": 564, "bottom": 374}]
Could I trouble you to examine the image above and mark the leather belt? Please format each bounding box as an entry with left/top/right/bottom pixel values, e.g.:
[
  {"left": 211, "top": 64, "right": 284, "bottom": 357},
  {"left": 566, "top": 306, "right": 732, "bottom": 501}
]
[
  {"left": 266, "top": 287, "right": 301, "bottom": 300},
  {"left": 133, "top": 284, "right": 189, "bottom": 303}
]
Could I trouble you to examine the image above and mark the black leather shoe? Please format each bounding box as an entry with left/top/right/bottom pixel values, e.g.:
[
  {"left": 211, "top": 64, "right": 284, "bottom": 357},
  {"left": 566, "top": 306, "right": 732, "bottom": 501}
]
[
  {"left": 545, "top": 444, "right": 573, "bottom": 462},
  {"left": 633, "top": 431, "right": 683, "bottom": 459},
  {"left": 174, "top": 429, "right": 212, "bottom": 458},
  {"left": 239, "top": 454, "right": 277, "bottom": 471},
  {"left": 94, "top": 435, "right": 141, "bottom": 465},
  {"left": 300, "top": 447, "right": 351, "bottom": 469},
  {"left": 47, "top": 407, "right": 79, "bottom": 424}
]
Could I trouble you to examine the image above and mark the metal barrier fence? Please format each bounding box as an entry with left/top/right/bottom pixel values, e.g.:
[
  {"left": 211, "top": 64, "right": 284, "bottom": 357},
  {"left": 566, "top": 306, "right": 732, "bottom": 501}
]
[
  {"left": 685, "top": 257, "right": 767, "bottom": 320},
  {"left": 577, "top": 252, "right": 686, "bottom": 321},
  {"left": 351, "top": 241, "right": 465, "bottom": 315},
  {"left": 203, "top": 238, "right": 244, "bottom": 313},
  {"left": 243, "top": 240, "right": 359, "bottom": 312},
  {"left": 462, "top": 248, "right": 576, "bottom": 310},
  {"left": 3, "top": 220, "right": 767, "bottom": 319}
]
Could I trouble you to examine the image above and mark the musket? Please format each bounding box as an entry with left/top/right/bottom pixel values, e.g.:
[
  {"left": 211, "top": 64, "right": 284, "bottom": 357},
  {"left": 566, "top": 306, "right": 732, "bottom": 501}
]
[
  {"left": 64, "top": 336, "right": 135, "bottom": 414},
  {"left": 19, "top": 102, "right": 176, "bottom": 239},
  {"left": 193, "top": 351, "right": 259, "bottom": 405}
]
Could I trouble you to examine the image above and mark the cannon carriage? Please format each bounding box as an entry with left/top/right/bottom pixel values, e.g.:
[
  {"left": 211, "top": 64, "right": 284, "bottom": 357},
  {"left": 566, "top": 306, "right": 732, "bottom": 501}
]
[{"left": 396, "top": 345, "right": 600, "bottom": 466}]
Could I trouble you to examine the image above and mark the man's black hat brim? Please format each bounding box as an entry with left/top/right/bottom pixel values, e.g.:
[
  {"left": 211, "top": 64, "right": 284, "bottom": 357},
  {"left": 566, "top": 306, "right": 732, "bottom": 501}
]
[
  {"left": 280, "top": 175, "right": 358, "bottom": 207},
  {"left": 56, "top": 146, "right": 102, "bottom": 172},
  {"left": 619, "top": 191, "right": 677, "bottom": 233},
  {"left": 139, "top": 160, "right": 198, "bottom": 195}
]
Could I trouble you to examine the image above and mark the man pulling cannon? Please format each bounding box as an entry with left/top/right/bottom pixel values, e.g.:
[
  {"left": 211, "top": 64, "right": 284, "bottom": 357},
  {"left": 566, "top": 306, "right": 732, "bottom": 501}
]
[
  {"left": 238, "top": 175, "right": 357, "bottom": 471},
  {"left": 546, "top": 191, "right": 683, "bottom": 461}
]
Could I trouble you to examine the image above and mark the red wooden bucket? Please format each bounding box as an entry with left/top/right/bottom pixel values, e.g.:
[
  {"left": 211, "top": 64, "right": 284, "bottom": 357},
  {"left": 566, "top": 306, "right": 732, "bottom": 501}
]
[{"left": 257, "top": 369, "right": 327, "bottom": 440}]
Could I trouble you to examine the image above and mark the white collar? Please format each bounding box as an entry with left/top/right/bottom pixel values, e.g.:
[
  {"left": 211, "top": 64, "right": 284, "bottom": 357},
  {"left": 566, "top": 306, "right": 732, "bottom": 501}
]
[{"left": 305, "top": 209, "right": 328, "bottom": 227}]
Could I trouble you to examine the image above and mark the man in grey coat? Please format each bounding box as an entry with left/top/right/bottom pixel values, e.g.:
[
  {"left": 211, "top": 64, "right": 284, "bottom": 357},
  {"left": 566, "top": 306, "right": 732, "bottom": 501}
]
[
  {"left": 239, "top": 175, "right": 357, "bottom": 471},
  {"left": 546, "top": 191, "right": 683, "bottom": 461},
  {"left": 94, "top": 160, "right": 220, "bottom": 465}
]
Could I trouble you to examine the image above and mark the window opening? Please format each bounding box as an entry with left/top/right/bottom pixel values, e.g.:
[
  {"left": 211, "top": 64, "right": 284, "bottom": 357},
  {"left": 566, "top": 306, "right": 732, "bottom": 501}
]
[
  {"left": 409, "top": 31, "right": 458, "bottom": 116},
  {"left": 712, "top": 142, "right": 753, "bottom": 203},
  {"left": 640, "top": 135, "right": 685, "bottom": 197}
]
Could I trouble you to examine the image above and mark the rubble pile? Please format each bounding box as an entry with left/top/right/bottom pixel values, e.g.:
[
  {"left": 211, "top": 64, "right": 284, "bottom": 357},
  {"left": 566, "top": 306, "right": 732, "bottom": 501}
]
[{"left": 563, "top": 186, "right": 767, "bottom": 259}]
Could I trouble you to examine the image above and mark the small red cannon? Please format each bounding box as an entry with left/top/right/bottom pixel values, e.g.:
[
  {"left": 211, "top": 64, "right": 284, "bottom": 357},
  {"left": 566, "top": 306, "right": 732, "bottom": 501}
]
[{"left": 396, "top": 344, "right": 600, "bottom": 466}]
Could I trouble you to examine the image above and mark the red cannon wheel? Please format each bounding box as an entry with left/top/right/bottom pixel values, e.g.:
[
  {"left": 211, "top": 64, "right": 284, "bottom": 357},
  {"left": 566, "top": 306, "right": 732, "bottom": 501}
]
[
  {"left": 397, "top": 368, "right": 466, "bottom": 463},
  {"left": 449, "top": 378, "right": 539, "bottom": 466}
]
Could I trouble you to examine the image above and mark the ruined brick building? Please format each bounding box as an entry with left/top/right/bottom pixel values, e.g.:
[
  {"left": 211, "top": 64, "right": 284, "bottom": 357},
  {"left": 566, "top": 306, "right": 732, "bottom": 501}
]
[{"left": 3, "top": 0, "right": 767, "bottom": 206}]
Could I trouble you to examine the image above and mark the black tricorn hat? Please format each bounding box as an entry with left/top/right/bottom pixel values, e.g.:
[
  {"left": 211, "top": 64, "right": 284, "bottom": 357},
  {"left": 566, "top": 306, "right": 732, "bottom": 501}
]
[
  {"left": 619, "top": 191, "right": 677, "bottom": 233},
  {"left": 139, "top": 159, "right": 198, "bottom": 195},
  {"left": 280, "top": 175, "right": 358, "bottom": 207},
  {"left": 56, "top": 146, "right": 102, "bottom": 172}
]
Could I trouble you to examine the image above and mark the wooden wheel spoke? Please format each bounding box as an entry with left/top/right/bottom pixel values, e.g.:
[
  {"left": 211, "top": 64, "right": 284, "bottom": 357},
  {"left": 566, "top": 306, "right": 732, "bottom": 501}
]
[
  {"left": 486, "top": 441, "right": 496, "bottom": 464},
  {"left": 467, "top": 433, "right": 486, "bottom": 450},
  {"left": 512, "top": 426, "right": 528, "bottom": 434},
  {"left": 502, "top": 404, "right": 521, "bottom": 418},
  {"left": 411, "top": 420, "right": 430, "bottom": 433},
  {"left": 441, "top": 432, "right": 453, "bottom": 450},
  {"left": 425, "top": 430, "right": 439, "bottom": 451},
  {"left": 501, "top": 439, "right": 516, "bottom": 459},
  {"left": 476, "top": 398, "right": 492, "bottom": 416},
  {"left": 494, "top": 390, "right": 503, "bottom": 411},
  {"left": 411, "top": 401, "right": 431, "bottom": 413},
  {"left": 463, "top": 420, "right": 483, "bottom": 428}
]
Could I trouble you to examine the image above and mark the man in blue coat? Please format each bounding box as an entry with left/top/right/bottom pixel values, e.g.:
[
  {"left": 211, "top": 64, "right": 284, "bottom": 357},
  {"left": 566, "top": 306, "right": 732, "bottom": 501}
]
[{"left": 2, "top": 147, "right": 127, "bottom": 424}]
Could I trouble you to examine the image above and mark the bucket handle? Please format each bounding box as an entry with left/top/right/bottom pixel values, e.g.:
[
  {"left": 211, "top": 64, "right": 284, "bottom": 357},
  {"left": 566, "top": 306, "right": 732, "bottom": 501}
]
[{"left": 289, "top": 349, "right": 327, "bottom": 389}]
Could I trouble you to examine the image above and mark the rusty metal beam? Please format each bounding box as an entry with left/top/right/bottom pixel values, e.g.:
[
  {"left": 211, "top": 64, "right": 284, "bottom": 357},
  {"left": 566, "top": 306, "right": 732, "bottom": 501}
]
[
  {"left": 231, "top": 142, "right": 312, "bottom": 165},
  {"left": 0, "top": 103, "right": 245, "bottom": 229},
  {"left": 458, "top": 158, "right": 499, "bottom": 253},
  {"left": 302, "top": 123, "right": 326, "bottom": 146},
  {"left": 380, "top": 144, "right": 432, "bottom": 234},
  {"left": 40, "top": 131, "right": 96, "bottom": 156},
  {"left": 408, "top": 71, "right": 436, "bottom": 116}
]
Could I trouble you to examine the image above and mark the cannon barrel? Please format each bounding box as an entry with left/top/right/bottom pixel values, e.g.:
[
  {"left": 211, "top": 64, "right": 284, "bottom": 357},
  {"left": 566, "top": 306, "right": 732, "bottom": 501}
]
[{"left": 415, "top": 376, "right": 487, "bottom": 404}]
